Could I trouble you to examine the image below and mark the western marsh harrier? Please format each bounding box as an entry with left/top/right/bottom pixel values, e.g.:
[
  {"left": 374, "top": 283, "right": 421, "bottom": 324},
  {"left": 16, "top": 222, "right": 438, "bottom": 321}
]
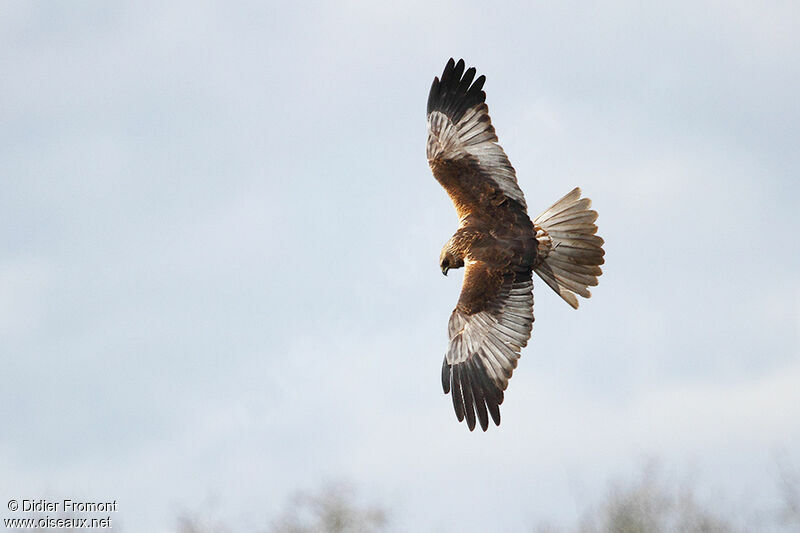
[{"left": 427, "top": 58, "right": 605, "bottom": 431}]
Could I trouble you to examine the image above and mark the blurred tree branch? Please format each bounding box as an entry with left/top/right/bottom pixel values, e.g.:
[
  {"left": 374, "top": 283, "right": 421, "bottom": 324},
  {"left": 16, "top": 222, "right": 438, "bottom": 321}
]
[{"left": 270, "top": 482, "right": 387, "bottom": 533}]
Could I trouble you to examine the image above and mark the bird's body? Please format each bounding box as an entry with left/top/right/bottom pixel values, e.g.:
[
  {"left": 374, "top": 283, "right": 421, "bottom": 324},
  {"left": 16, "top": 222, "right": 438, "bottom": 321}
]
[{"left": 427, "top": 59, "right": 605, "bottom": 431}]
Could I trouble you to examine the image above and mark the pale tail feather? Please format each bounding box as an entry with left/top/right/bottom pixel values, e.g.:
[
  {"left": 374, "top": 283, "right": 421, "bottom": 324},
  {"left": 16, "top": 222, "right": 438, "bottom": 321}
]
[{"left": 532, "top": 187, "right": 604, "bottom": 309}]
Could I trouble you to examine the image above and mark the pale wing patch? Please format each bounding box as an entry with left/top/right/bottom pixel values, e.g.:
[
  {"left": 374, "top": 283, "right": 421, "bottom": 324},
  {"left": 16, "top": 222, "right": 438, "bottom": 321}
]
[
  {"left": 426, "top": 110, "right": 462, "bottom": 162},
  {"left": 427, "top": 109, "right": 527, "bottom": 210}
]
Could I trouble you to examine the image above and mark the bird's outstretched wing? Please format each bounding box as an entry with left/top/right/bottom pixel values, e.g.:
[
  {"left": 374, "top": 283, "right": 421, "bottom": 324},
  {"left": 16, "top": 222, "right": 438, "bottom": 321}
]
[
  {"left": 442, "top": 261, "right": 534, "bottom": 431},
  {"left": 427, "top": 58, "right": 528, "bottom": 219}
]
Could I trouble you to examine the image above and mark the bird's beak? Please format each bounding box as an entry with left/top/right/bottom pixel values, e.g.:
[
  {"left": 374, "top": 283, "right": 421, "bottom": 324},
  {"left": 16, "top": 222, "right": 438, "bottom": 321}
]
[{"left": 441, "top": 266, "right": 449, "bottom": 276}]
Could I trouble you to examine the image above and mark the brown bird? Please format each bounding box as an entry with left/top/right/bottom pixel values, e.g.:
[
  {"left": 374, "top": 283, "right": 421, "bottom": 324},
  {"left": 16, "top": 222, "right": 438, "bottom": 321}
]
[{"left": 427, "top": 58, "right": 605, "bottom": 431}]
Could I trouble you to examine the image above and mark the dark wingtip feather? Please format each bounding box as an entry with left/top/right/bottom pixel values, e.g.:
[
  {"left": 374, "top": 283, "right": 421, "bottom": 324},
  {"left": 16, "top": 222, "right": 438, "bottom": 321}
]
[
  {"left": 472, "top": 74, "right": 486, "bottom": 92},
  {"left": 441, "top": 358, "right": 451, "bottom": 394},
  {"left": 441, "top": 58, "right": 456, "bottom": 85},
  {"left": 459, "top": 67, "right": 476, "bottom": 95},
  {"left": 426, "top": 77, "right": 440, "bottom": 115},
  {"left": 473, "top": 358, "right": 502, "bottom": 427},
  {"left": 488, "top": 403, "right": 501, "bottom": 427},
  {"left": 475, "top": 399, "right": 489, "bottom": 431},
  {"left": 452, "top": 59, "right": 465, "bottom": 81},
  {"left": 451, "top": 368, "right": 465, "bottom": 422},
  {"left": 468, "top": 360, "right": 489, "bottom": 431},
  {"left": 459, "top": 366, "right": 477, "bottom": 431},
  {"left": 427, "top": 58, "right": 487, "bottom": 124}
]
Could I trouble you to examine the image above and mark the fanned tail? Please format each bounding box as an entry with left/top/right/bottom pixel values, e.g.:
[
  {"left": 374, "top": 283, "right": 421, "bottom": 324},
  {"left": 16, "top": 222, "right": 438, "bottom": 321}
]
[{"left": 532, "top": 187, "right": 604, "bottom": 309}]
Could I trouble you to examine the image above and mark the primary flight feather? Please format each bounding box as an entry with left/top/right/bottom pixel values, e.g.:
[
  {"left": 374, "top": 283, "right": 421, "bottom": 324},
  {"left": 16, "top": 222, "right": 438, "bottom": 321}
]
[{"left": 427, "top": 58, "right": 605, "bottom": 431}]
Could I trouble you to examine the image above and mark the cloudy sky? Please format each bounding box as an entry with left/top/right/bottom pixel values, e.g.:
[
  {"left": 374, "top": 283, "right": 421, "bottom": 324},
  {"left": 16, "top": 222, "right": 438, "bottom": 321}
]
[{"left": 2, "top": 1, "right": 799, "bottom": 531}]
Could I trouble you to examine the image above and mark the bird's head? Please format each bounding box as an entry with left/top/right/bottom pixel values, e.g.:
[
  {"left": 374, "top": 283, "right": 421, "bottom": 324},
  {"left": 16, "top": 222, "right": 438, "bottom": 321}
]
[{"left": 439, "top": 248, "right": 464, "bottom": 276}]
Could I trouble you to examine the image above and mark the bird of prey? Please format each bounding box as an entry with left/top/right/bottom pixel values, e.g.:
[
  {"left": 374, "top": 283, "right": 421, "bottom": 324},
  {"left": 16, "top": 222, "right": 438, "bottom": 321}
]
[{"left": 427, "top": 58, "right": 605, "bottom": 431}]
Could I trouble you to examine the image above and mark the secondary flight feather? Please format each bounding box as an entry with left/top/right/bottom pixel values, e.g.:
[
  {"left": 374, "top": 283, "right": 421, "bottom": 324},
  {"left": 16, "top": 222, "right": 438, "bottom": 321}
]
[{"left": 427, "top": 58, "right": 605, "bottom": 431}]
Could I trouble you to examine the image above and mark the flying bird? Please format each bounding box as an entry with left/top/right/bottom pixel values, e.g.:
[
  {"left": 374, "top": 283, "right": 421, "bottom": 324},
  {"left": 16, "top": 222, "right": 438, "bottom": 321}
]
[{"left": 427, "top": 58, "right": 605, "bottom": 431}]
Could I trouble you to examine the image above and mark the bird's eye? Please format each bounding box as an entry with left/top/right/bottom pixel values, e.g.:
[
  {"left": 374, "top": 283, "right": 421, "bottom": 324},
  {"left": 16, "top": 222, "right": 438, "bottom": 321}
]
[{"left": 442, "top": 258, "right": 449, "bottom": 267}]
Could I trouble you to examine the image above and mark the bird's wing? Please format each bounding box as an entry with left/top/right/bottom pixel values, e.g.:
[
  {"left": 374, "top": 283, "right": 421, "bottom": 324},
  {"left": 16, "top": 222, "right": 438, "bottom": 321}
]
[
  {"left": 442, "top": 260, "right": 534, "bottom": 431},
  {"left": 427, "top": 58, "right": 528, "bottom": 219}
]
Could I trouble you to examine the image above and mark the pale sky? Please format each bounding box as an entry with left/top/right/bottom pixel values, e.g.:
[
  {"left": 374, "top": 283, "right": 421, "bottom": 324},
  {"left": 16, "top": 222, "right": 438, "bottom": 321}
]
[{"left": 2, "top": 1, "right": 799, "bottom": 532}]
